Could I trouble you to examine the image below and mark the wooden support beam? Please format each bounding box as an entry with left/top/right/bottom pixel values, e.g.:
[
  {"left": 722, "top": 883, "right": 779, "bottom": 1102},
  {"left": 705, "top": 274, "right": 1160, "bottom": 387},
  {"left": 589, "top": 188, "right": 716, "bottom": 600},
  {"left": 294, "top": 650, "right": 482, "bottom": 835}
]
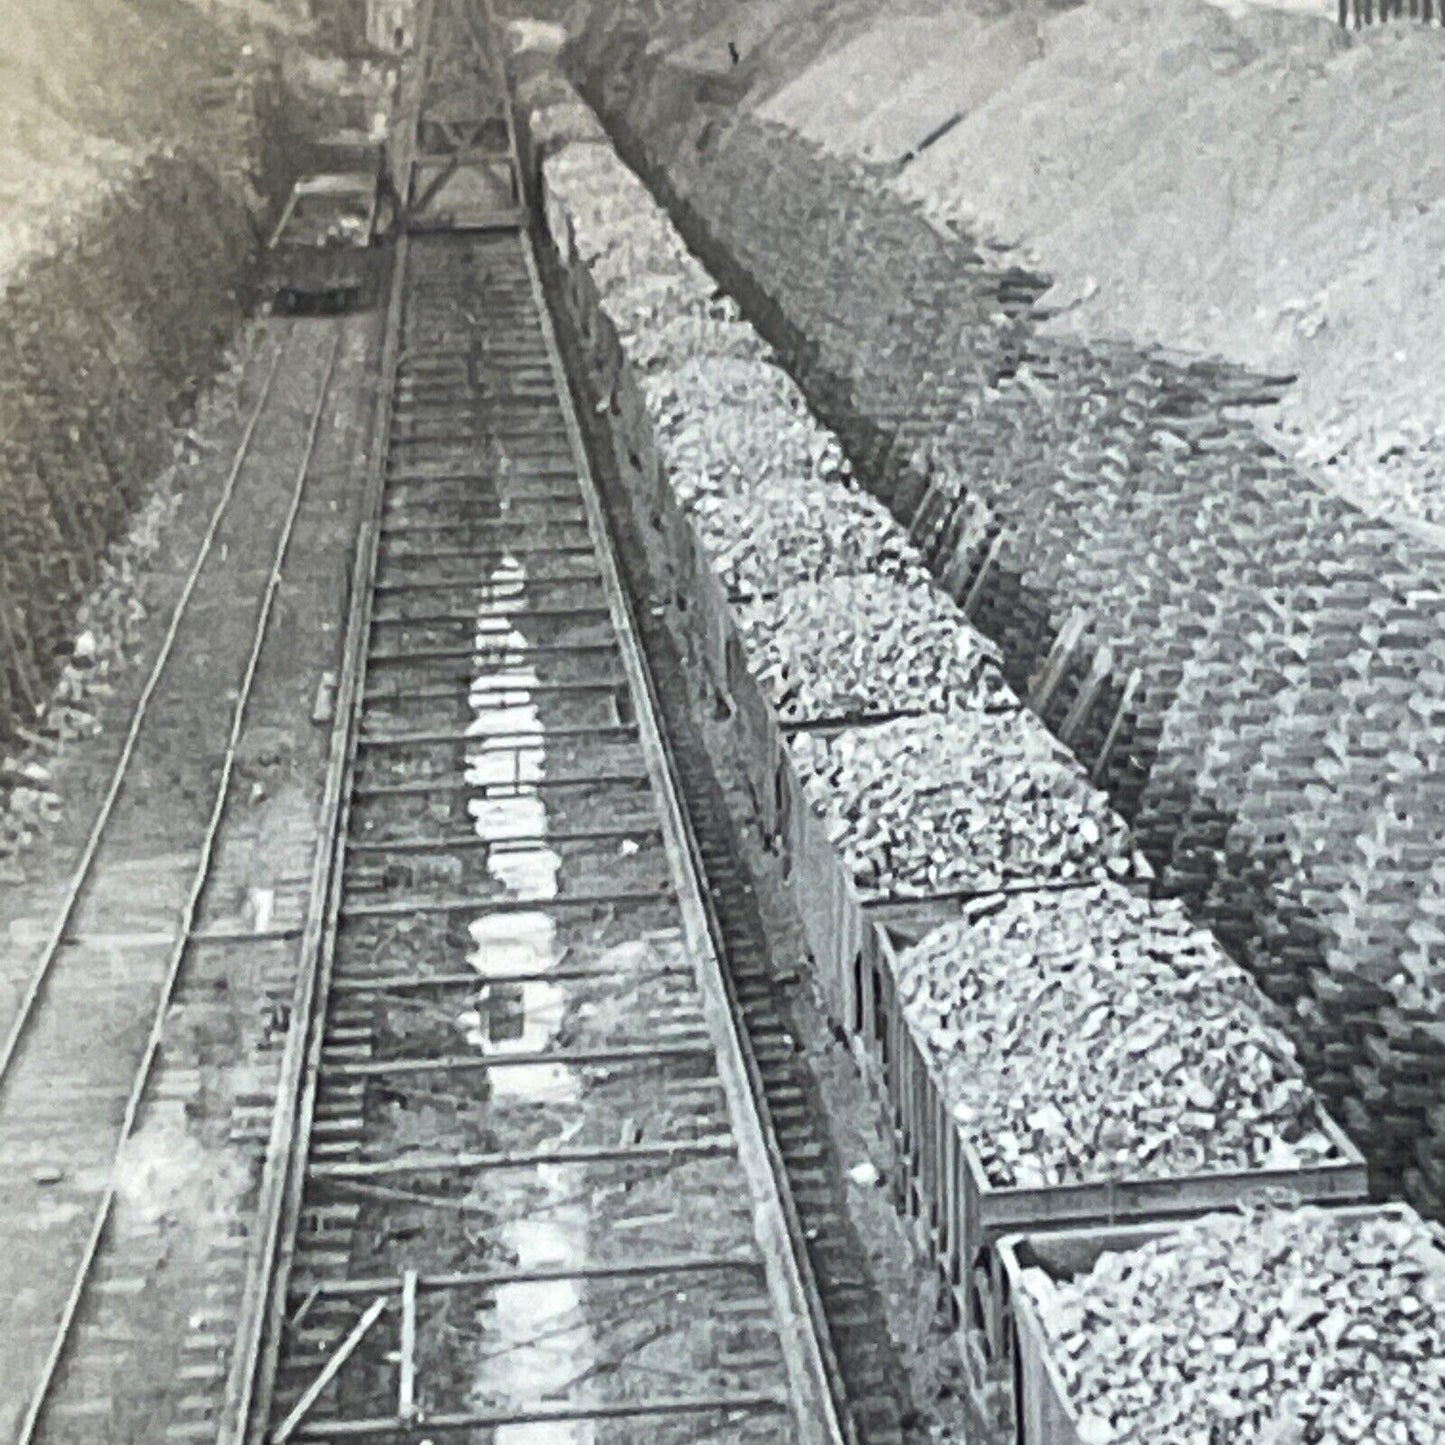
[
  {"left": 1092, "top": 667, "right": 1142, "bottom": 784},
  {"left": 345, "top": 822, "right": 661, "bottom": 855},
  {"left": 398, "top": 1270, "right": 417, "bottom": 1423},
  {"left": 305, "top": 1252, "right": 762, "bottom": 1301},
  {"left": 323, "top": 1041, "right": 712, "bottom": 1080},
  {"left": 1028, "top": 610, "right": 1089, "bottom": 714},
  {"left": 370, "top": 604, "right": 611, "bottom": 629},
  {"left": 348, "top": 769, "right": 650, "bottom": 801},
  {"left": 357, "top": 723, "right": 638, "bottom": 750},
  {"left": 363, "top": 678, "right": 623, "bottom": 704},
  {"left": 273, "top": 1296, "right": 389, "bottom": 1444},
  {"left": 331, "top": 963, "right": 665, "bottom": 996},
  {"left": 309, "top": 1135, "right": 733, "bottom": 1180},
  {"left": 290, "top": 1392, "right": 789, "bottom": 1439},
  {"left": 1059, "top": 643, "right": 1114, "bottom": 748},
  {"left": 372, "top": 572, "right": 601, "bottom": 598},
  {"left": 961, "top": 529, "right": 1008, "bottom": 617},
  {"left": 366, "top": 640, "right": 618, "bottom": 667},
  {"left": 340, "top": 886, "right": 670, "bottom": 920}
]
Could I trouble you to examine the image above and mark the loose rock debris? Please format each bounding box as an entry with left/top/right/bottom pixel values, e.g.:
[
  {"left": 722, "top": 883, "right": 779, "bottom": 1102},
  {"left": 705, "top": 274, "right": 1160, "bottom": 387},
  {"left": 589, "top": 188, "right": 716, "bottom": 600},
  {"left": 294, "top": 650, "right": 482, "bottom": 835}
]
[
  {"left": 0, "top": 478, "right": 180, "bottom": 864},
  {"left": 897, "top": 885, "right": 1337, "bottom": 1189},
  {"left": 647, "top": 359, "right": 854, "bottom": 505},
  {"left": 1021, "top": 1205, "right": 1445, "bottom": 1443},
  {"left": 659, "top": 404, "right": 853, "bottom": 509},
  {"left": 626, "top": 311, "right": 769, "bottom": 373}
]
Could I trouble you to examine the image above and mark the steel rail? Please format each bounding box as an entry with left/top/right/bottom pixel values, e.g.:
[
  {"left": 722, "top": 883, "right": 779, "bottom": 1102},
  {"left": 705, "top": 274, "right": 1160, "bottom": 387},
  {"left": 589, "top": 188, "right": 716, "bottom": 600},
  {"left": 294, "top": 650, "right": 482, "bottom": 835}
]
[{"left": 16, "top": 326, "right": 345, "bottom": 1445}]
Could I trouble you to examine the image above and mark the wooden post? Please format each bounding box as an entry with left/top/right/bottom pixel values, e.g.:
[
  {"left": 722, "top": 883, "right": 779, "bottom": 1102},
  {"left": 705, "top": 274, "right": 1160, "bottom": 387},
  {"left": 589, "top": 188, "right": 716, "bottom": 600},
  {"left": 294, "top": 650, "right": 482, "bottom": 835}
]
[
  {"left": 288, "top": 1283, "right": 323, "bottom": 1332},
  {"left": 274, "top": 1296, "right": 389, "bottom": 1444},
  {"left": 1028, "top": 611, "right": 1088, "bottom": 715},
  {"left": 1091, "top": 668, "right": 1142, "bottom": 785},
  {"left": 0, "top": 597, "right": 40, "bottom": 719},
  {"left": 961, "top": 529, "right": 1007, "bottom": 618},
  {"left": 1059, "top": 644, "right": 1114, "bottom": 749},
  {"left": 399, "top": 1269, "right": 418, "bottom": 1421},
  {"left": 940, "top": 496, "right": 991, "bottom": 600}
]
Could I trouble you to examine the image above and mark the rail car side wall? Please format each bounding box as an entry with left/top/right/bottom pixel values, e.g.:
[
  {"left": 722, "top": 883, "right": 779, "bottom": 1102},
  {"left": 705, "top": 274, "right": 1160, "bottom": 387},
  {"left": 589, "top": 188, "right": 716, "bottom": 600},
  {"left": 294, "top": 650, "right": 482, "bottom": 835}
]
[{"left": 998, "top": 1205, "right": 1432, "bottom": 1445}]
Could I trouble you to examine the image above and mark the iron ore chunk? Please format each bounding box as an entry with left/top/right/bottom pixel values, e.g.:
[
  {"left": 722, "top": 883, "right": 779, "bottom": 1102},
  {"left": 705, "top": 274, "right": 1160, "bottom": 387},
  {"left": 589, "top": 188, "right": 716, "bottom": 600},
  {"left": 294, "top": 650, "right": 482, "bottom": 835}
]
[
  {"left": 895, "top": 884, "right": 1338, "bottom": 1188},
  {"left": 646, "top": 359, "right": 852, "bottom": 506},
  {"left": 601, "top": 271, "right": 727, "bottom": 346},
  {"left": 1022, "top": 1205, "right": 1445, "bottom": 1442},
  {"left": 691, "top": 476, "right": 929, "bottom": 599},
  {"left": 735, "top": 575, "right": 1015, "bottom": 724},
  {"left": 542, "top": 145, "right": 655, "bottom": 254},
  {"left": 788, "top": 711, "right": 1134, "bottom": 899},
  {"left": 627, "top": 312, "right": 765, "bottom": 372},
  {"left": 647, "top": 356, "right": 807, "bottom": 422}
]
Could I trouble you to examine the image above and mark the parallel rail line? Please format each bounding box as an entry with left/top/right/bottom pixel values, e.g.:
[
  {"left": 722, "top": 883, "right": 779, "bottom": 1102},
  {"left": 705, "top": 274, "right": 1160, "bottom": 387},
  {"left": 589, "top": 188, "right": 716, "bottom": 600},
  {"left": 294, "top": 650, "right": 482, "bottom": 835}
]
[
  {"left": 11, "top": 322, "right": 347, "bottom": 1444},
  {"left": 0, "top": 335, "right": 291, "bottom": 1089}
]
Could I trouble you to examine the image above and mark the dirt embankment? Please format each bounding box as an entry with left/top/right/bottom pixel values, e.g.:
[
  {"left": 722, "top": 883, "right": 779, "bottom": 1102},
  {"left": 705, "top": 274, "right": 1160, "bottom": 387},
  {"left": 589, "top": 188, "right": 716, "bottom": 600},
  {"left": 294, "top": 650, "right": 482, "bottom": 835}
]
[
  {"left": 574, "top": 0, "right": 1445, "bottom": 525},
  {"left": 0, "top": 0, "right": 375, "bottom": 755},
  {"left": 749, "top": 0, "right": 1445, "bottom": 526}
]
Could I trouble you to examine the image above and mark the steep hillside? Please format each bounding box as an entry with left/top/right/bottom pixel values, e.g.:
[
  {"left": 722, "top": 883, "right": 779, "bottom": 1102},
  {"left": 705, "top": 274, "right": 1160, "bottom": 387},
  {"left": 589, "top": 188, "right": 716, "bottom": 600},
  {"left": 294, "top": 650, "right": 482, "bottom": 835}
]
[
  {"left": 752, "top": 0, "right": 1445, "bottom": 525},
  {"left": 0, "top": 0, "right": 363, "bottom": 748},
  {"left": 0, "top": 0, "right": 314, "bottom": 277}
]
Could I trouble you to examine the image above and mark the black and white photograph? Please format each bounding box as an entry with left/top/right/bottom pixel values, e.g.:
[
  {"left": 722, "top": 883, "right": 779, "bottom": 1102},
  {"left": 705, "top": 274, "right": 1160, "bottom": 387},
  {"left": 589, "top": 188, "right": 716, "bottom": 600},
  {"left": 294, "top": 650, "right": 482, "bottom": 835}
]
[{"left": 1, "top": 0, "right": 1442, "bottom": 1440}]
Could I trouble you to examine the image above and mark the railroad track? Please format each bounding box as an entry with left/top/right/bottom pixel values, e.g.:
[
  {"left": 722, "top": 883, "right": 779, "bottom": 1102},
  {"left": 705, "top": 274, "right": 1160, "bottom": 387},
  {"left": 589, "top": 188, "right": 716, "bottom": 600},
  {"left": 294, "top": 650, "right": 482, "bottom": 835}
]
[
  {"left": 220, "top": 5, "right": 850, "bottom": 1441},
  {"left": 0, "top": 315, "right": 366, "bottom": 1445},
  {"left": 0, "top": 5, "right": 884, "bottom": 1440}
]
